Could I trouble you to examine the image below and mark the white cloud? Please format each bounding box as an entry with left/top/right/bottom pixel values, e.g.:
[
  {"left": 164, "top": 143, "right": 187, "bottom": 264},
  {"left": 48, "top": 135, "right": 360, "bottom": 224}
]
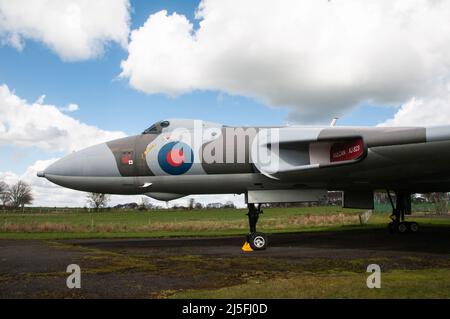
[
  {"left": 0, "top": 84, "right": 126, "bottom": 152},
  {"left": 60, "top": 103, "right": 79, "bottom": 113},
  {"left": 35, "top": 94, "right": 46, "bottom": 104},
  {"left": 120, "top": 0, "right": 450, "bottom": 123},
  {"left": 0, "top": 0, "right": 130, "bottom": 61},
  {"left": 379, "top": 83, "right": 450, "bottom": 126}
]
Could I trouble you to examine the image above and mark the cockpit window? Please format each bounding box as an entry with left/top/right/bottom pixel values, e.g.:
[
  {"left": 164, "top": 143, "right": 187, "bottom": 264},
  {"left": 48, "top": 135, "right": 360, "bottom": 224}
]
[
  {"left": 142, "top": 120, "right": 170, "bottom": 134},
  {"left": 142, "top": 124, "right": 158, "bottom": 134}
]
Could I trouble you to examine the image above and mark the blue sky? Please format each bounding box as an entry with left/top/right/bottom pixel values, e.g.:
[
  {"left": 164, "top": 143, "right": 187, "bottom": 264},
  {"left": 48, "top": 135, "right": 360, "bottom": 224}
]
[
  {"left": 0, "top": 0, "right": 399, "bottom": 178},
  {"left": 0, "top": 0, "right": 311, "bottom": 136},
  {"left": 0, "top": 0, "right": 408, "bottom": 182}
]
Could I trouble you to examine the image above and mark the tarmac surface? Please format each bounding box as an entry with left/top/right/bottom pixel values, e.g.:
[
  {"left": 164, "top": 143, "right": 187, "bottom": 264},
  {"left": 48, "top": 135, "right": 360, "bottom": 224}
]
[{"left": 1, "top": 226, "right": 449, "bottom": 298}]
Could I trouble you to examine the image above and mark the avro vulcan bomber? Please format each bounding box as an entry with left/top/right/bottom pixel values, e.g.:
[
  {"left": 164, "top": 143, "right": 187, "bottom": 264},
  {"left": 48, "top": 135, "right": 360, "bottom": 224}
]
[{"left": 38, "top": 119, "right": 450, "bottom": 250}]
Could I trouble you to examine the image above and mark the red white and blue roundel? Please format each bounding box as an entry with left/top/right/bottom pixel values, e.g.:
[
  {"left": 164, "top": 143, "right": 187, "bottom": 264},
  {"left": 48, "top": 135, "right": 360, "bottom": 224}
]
[{"left": 157, "top": 142, "right": 194, "bottom": 175}]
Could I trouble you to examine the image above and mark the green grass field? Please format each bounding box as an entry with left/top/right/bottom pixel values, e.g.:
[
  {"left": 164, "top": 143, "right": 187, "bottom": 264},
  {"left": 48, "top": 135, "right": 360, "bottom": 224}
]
[
  {"left": 0, "top": 206, "right": 360, "bottom": 239},
  {"left": 0, "top": 205, "right": 449, "bottom": 239},
  {"left": 170, "top": 268, "right": 450, "bottom": 299}
]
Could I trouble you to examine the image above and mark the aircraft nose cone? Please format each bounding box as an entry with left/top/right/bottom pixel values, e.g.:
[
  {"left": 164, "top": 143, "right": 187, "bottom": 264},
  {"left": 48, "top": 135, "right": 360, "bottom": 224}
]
[{"left": 43, "top": 143, "right": 121, "bottom": 178}]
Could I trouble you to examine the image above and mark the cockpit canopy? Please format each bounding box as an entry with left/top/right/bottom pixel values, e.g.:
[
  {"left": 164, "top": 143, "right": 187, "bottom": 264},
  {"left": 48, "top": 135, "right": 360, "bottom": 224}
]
[
  {"left": 142, "top": 119, "right": 223, "bottom": 134},
  {"left": 142, "top": 120, "right": 170, "bottom": 134}
]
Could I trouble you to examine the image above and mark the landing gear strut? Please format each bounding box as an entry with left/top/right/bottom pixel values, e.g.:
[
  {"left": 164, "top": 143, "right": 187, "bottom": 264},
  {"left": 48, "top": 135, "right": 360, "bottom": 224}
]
[
  {"left": 387, "top": 190, "right": 419, "bottom": 234},
  {"left": 244, "top": 204, "right": 268, "bottom": 250}
]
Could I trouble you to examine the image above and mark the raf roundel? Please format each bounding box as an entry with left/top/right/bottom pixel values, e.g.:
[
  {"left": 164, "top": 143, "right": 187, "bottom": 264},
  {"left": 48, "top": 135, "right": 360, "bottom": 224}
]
[{"left": 157, "top": 142, "right": 194, "bottom": 175}]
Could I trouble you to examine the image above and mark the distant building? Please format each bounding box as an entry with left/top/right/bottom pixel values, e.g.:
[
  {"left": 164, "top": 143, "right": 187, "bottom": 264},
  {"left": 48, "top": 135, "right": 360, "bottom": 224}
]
[
  {"left": 114, "top": 202, "right": 138, "bottom": 209},
  {"left": 223, "top": 201, "right": 236, "bottom": 208},
  {"left": 412, "top": 193, "right": 428, "bottom": 203},
  {"left": 206, "top": 202, "right": 223, "bottom": 209},
  {"left": 327, "top": 191, "right": 343, "bottom": 205}
]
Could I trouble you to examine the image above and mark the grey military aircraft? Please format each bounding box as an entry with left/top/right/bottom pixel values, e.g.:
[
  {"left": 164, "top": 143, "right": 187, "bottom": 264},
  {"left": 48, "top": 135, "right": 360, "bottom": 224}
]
[{"left": 38, "top": 119, "right": 450, "bottom": 250}]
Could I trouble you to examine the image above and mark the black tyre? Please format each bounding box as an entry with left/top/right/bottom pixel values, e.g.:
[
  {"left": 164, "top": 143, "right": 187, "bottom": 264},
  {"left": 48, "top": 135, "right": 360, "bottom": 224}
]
[
  {"left": 408, "top": 222, "right": 420, "bottom": 233},
  {"left": 397, "top": 222, "right": 408, "bottom": 233},
  {"left": 248, "top": 232, "right": 268, "bottom": 250}
]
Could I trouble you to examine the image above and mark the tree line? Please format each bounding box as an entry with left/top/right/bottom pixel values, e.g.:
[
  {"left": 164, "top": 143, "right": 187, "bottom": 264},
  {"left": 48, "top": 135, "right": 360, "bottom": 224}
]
[{"left": 1, "top": 179, "right": 448, "bottom": 214}]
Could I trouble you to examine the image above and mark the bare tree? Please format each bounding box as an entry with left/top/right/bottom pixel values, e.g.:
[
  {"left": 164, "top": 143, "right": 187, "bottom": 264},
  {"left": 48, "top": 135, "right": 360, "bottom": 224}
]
[
  {"left": 138, "top": 197, "right": 150, "bottom": 211},
  {"left": 86, "top": 193, "right": 110, "bottom": 210},
  {"left": 194, "top": 202, "right": 203, "bottom": 209},
  {"left": 188, "top": 198, "right": 195, "bottom": 210},
  {"left": 8, "top": 181, "right": 33, "bottom": 209},
  {"left": 0, "top": 181, "right": 6, "bottom": 193},
  {"left": 430, "top": 192, "right": 448, "bottom": 215},
  {"left": 0, "top": 181, "right": 10, "bottom": 208},
  {"left": 224, "top": 201, "right": 236, "bottom": 209}
]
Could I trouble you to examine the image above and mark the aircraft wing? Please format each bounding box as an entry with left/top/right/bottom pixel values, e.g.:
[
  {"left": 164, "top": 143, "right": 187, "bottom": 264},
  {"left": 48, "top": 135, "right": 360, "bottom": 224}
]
[{"left": 252, "top": 125, "right": 450, "bottom": 192}]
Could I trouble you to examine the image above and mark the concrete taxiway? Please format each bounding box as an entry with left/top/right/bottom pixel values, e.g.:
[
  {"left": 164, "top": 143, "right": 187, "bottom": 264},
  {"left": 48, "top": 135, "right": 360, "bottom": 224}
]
[{"left": 1, "top": 227, "right": 449, "bottom": 298}]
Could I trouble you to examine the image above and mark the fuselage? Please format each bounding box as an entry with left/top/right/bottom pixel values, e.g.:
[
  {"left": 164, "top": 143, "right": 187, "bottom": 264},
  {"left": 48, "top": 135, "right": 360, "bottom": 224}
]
[{"left": 39, "top": 119, "right": 450, "bottom": 201}]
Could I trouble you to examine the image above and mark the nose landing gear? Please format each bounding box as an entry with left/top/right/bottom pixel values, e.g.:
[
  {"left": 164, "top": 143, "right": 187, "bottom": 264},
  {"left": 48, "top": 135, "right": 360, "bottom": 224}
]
[
  {"left": 243, "top": 203, "right": 268, "bottom": 251},
  {"left": 387, "top": 190, "right": 420, "bottom": 234}
]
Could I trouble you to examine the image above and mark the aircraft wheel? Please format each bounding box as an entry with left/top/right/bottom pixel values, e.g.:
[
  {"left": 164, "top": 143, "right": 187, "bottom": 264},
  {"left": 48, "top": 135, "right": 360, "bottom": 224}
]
[
  {"left": 397, "top": 222, "right": 408, "bottom": 234},
  {"left": 408, "top": 222, "right": 420, "bottom": 233},
  {"left": 248, "top": 232, "right": 268, "bottom": 250}
]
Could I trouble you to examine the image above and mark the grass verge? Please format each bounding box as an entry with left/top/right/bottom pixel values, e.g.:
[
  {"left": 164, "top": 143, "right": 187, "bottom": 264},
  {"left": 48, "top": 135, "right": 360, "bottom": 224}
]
[{"left": 170, "top": 268, "right": 450, "bottom": 299}]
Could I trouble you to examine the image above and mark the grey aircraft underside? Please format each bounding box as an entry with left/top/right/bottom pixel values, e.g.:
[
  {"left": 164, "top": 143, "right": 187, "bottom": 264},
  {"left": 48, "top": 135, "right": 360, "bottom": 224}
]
[{"left": 38, "top": 119, "right": 450, "bottom": 250}]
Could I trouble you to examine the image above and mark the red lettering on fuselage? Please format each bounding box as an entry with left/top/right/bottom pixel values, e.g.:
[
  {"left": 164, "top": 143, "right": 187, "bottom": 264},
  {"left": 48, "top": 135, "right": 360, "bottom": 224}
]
[{"left": 330, "top": 138, "right": 364, "bottom": 162}]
